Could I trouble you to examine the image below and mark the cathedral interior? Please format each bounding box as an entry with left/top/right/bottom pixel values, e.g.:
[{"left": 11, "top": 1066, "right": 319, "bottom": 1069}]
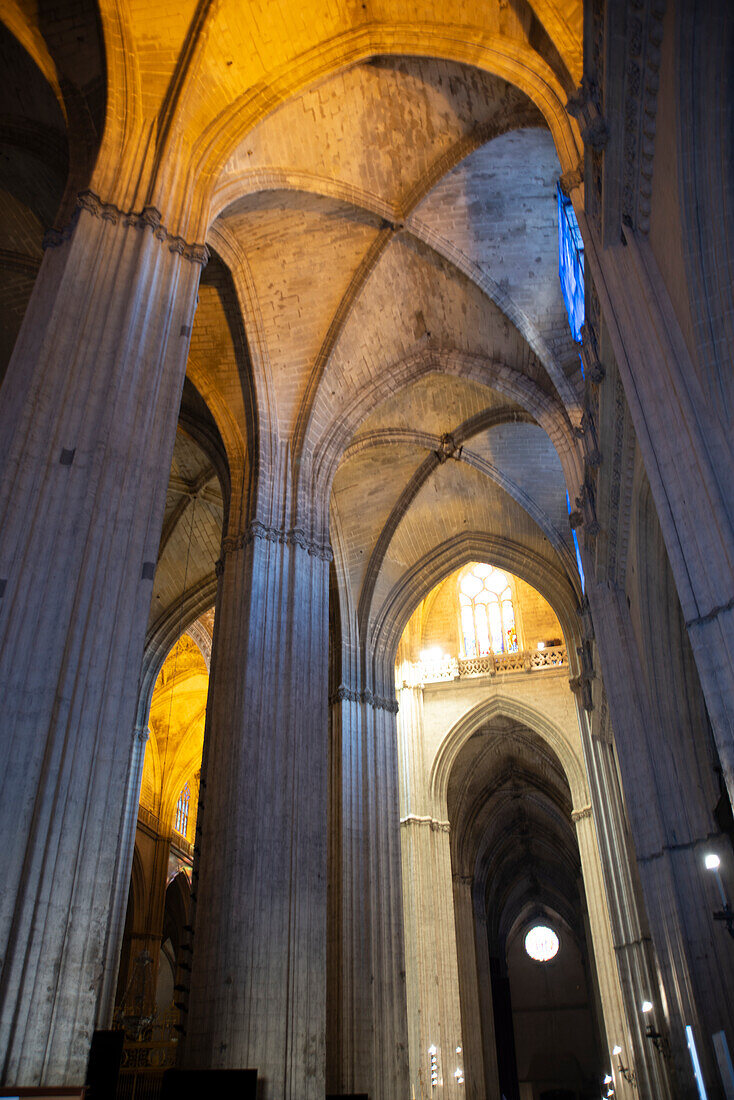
[{"left": 0, "top": 1, "right": 733, "bottom": 1098}]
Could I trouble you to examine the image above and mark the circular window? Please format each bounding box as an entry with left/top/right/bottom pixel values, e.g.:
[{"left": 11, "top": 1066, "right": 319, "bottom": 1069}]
[{"left": 524, "top": 924, "right": 559, "bottom": 962}]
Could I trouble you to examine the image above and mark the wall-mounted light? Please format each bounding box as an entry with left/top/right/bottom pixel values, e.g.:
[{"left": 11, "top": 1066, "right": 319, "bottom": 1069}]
[
  {"left": 611, "top": 1043, "right": 636, "bottom": 1085},
  {"left": 641, "top": 1002, "right": 669, "bottom": 1058},
  {"left": 705, "top": 852, "right": 734, "bottom": 938},
  {"left": 429, "top": 1045, "right": 438, "bottom": 1089}
]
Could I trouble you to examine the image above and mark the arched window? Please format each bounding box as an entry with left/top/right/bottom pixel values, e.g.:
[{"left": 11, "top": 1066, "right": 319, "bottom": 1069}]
[
  {"left": 174, "top": 782, "right": 190, "bottom": 836},
  {"left": 557, "top": 182, "right": 585, "bottom": 345},
  {"left": 458, "top": 563, "right": 519, "bottom": 657}
]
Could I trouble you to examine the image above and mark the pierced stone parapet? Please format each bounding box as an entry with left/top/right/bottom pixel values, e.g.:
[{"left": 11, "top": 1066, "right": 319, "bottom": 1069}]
[{"left": 401, "top": 645, "right": 567, "bottom": 686}]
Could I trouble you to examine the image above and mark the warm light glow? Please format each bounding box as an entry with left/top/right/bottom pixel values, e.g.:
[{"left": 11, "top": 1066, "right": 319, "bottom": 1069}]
[
  {"left": 524, "top": 924, "right": 559, "bottom": 961},
  {"left": 537, "top": 641, "right": 545, "bottom": 649},
  {"left": 641, "top": 1000, "right": 653, "bottom": 1014},
  {"left": 705, "top": 853, "right": 721, "bottom": 871},
  {"left": 428, "top": 1045, "right": 437, "bottom": 1055},
  {"left": 604, "top": 1075, "right": 613, "bottom": 1084},
  {"left": 420, "top": 647, "right": 444, "bottom": 665},
  {"left": 612, "top": 1045, "right": 622, "bottom": 1056}
]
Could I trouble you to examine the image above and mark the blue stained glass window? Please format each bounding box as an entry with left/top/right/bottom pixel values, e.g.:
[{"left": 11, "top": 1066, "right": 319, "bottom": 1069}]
[
  {"left": 557, "top": 184, "right": 585, "bottom": 343},
  {"left": 566, "top": 492, "right": 585, "bottom": 592}
]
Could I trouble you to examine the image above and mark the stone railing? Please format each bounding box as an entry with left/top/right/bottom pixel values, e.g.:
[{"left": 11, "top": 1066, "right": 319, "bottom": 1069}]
[{"left": 415, "top": 645, "right": 567, "bottom": 685}]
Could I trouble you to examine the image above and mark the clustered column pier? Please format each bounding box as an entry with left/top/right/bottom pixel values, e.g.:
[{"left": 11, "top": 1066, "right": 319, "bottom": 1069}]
[{"left": 0, "top": 193, "right": 206, "bottom": 1085}]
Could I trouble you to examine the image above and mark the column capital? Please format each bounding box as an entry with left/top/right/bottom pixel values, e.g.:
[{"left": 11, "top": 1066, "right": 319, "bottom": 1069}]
[
  {"left": 220, "top": 518, "right": 333, "bottom": 564},
  {"left": 43, "top": 190, "right": 210, "bottom": 266}
]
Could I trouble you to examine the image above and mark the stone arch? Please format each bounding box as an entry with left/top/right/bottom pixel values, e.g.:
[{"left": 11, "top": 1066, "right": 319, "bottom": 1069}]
[
  {"left": 366, "top": 531, "right": 582, "bottom": 695},
  {"left": 184, "top": 24, "right": 581, "bottom": 238},
  {"left": 430, "top": 693, "right": 588, "bottom": 816},
  {"left": 135, "top": 578, "right": 218, "bottom": 731}
]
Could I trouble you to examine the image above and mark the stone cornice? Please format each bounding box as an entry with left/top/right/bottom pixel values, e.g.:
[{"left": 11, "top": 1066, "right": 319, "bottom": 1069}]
[
  {"left": 329, "top": 684, "right": 399, "bottom": 713},
  {"left": 221, "top": 519, "right": 333, "bottom": 562},
  {"left": 43, "top": 190, "right": 210, "bottom": 266}
]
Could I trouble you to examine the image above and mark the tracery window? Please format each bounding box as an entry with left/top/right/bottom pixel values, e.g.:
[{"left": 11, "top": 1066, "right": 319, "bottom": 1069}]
[
  {"left": 458, "top": 563, "right": 518, "bottom": 657},
  {"left": 557, "top": 183, "right": 585, "bottom": 344},
  {"left": 174, "top": 782, "right": 190, "bottom": 836}
]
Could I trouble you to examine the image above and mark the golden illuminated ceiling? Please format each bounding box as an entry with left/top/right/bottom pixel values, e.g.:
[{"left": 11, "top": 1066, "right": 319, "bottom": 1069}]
[
  {"left": 1, "top": 0, "right": 587, "bottom": 707},
  {"left": 141, "top": 620, "right": 213, "bottom": 831}
]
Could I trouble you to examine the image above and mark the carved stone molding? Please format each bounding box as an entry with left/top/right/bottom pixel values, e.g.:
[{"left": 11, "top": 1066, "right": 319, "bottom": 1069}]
[
  {"left": 622, "top": 0, "right": 666, "bottom": 234},
  {"left": 571, "top": 805, "right": 593, "bottom": 823},
  {"left": 221, "top": 519, "right": 333, "bottom": 563},
  {"left": 133, "top": 725, "right": 150, "bottom": 745},
  {"left": 400, "top": 814, "right": 450, "bottom": 833},
  {"left": 559, "top": 164, "right": 585, "bottom": 196},
  {"left": 329, "top": 684, "right": 399, "bottom": 713},
  {"left": 435, "top": 432, "right": 461, "bottom": 464},
  {"left": 43, "top": 190, "right": 210, "bottom": 266},
  {"left": 581, "top": 116, "right": 609, "bottom": 152},
  {"left": 187, "top": 620, "right": 212, "bottom": 670}
]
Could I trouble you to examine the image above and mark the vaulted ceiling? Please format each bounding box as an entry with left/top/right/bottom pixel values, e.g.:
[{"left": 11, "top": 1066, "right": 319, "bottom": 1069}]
[{"left": 0, "top": 0, "right": 586, "bottom": 680}]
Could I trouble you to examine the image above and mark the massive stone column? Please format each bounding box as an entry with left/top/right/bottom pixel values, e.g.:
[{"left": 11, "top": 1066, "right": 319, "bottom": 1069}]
[
  {"left": 589, "top": 579, "right": 734, "bottom": 1098},
  {"left": 583, "top": 222, "right": 734, "bottom": 807},
  {"left": 571, "top": 805, "right": 641, "bottom": 1100},
  {"left": 397, "top": 680, "right": 465, "bottom": 1100},
  {"left": 328, "top": 683, "right": 410, "bottom": 1100},
  {"left": 452, "top": 876, "right": 500, "bottom": 1100},
  {"left": 98, "top": 724, "right": 152, "bottom": 1025},
  {"left": 0, "top": 193, "right": 205, "bottom": 1086},
  {"left": 181, "top": 515, "right": 330, "bottom": 1099}
]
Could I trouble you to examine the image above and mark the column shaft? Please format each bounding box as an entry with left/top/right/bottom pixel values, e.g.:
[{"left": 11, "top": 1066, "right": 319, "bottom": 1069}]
[
  {"left": 397, "top": 683, "right": 465, "bottom": 1100},
  {"left": 182, "top": 525, "right": 329, "bottom": 1099},
  {"left": 572, "top": 807, "right": 639, "bottom": 1100},
  {"left": 329, "top": 691, "right": 410, "bottom": 1099},
  {"left": 0, "top": 198, "right": 203, "bottom": 1085},
  {"left": 590, "top": 580, "right": 734, "bottom": 1098},
  {"left": 586, "top": 228, "right": 734, "bottom": 803}
]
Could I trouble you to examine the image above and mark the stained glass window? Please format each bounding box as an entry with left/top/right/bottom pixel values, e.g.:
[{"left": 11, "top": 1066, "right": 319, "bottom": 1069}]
[
  {"left": 174, "top": 782, "right": 190, "bottom": 836},
  {"left": 525, "top": 924, "right": 559, "bottom": 962},
  {"left": 459, "top": 563, "right": 519, "bottom": 657},
  {"left": 557, "top": 183, "right": 585, "bottom": 344},
  {"left": 566, "top": 491, "right": 585, "bottom": 593}
]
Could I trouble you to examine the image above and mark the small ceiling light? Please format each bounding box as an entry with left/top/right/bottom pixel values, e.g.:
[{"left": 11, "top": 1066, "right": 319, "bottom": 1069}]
[
  {"left": 456, "top": 1046, "right": 462, "bottom": 1053},
  {"left": 705, "top": 853, "right": 721, "bottom": 870},
  {"left": 428, "top": 1045, "right": 437, "bottom": 1055},
  {"left": 641, "top": 1000, "right": 653, "bottom": 1014},
  {"left": 525, "top": 924, "right": 559, "bottom": 961},
  {"left": 604, "top": 1075, "right": 613, "bottom": 1084},
  {"left": 537, "top": 641, "right": 545, "bottom": 649},
  {"left": 612, "top": 1046, "right": 622, "bottom": 1056}
]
